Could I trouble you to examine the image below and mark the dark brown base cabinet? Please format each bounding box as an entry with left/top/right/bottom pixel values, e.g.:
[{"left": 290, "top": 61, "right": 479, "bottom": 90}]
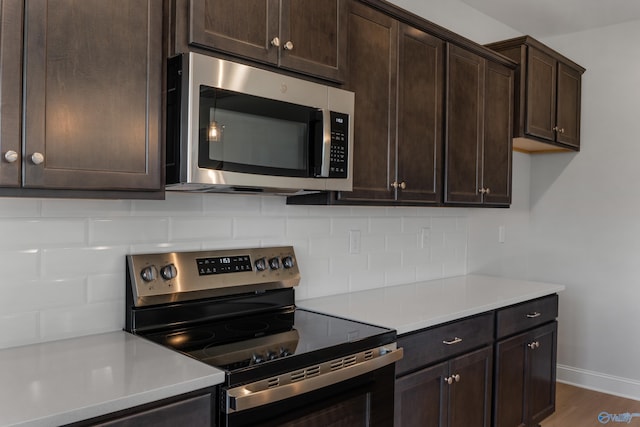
[
  {"left": 395, "top": 295, "right": 559, "bottom": 427},
  {"left": 65, "top": 389, "right": 214, "bottom": 427},
  {"left": 395, "top": 346, "right": 493, "bottom": 427}
]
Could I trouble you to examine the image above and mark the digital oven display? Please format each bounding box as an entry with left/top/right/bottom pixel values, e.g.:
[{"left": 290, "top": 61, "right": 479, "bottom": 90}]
[{"left": 196, "top": 255, "right": 252, "bottom": 275}]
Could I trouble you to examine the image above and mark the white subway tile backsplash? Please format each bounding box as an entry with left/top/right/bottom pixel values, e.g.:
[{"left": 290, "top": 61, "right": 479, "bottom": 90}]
[
  {"left": 233, "top": 217, "right": 286, "bottom": 239},
  {"left": 171, "top": 217, "right": 233, "bottom": 241},
  {"left": 0, "top": 193, "right": 469, "bottom": 349},
  {"left": 0, "top": 249, "right": 40, "bottom": 279},
  {"left": 0, "top": 219, "right": 86, "bottom": 248},
  {"left": 43, "top": 246, "right": 127, "bottom": 278},
  {"left": 286, "top": 218, "right": 331, "bottom": 238},
  {"left": 90, "top": 218, "right": 169, "bottom": 245},
  {"left": 88, "top": 274, "right": 124, "bottom": 303},
  {"left": 0, "top": 312, "right": 39, "bottom": 348},
  {"left": 40, "top": 301, "right": 123, "bottom": 340},
  {"left": 0, "top": 198, "right": 41, "bottom": 218}
]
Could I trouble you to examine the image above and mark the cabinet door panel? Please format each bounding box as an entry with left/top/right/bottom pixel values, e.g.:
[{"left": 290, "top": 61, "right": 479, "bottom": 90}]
[
  {"left": 23, "top": 0, "right": 162, "bottom": 190},
  {"left": 483, "top": 61, "right": 513, "bottom": 205},
  {"left": 528, "top": 321, "right": 558, "bottom": 425},
  {"left": 449, "top": 346, "right": 492, "bottom": 427},
  {"left": 338, "top": 2, "right": 396, "bottom": 202},
  {"left": 396, "top": 24, "right": 443, "bottom": 204},
  {"left": 0, "top": 0, "right": 22, "bottom": 187},
  {"left": 494, "top": 332, "right": 527, "bottom": 427},
  {"left": 279, "top": 0, "right": 346, "bottom": 81},
  {"left": 556, "top": 62, "right": 581, "bottom": 149},
  {"left": 395, "top": 362, "right": 448, "bottom": 427},
  {"left": 445, "top": 44, "right": 484, "bottom": 204},
  {"left": 189, "top": 0, "right": 279, "bottom": 64},
  {"left": 525, "top": 47, "right": 556, "bottom": 141}
]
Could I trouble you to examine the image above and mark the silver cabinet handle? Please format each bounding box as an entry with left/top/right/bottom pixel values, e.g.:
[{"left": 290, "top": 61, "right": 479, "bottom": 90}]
[
  {"left": 391, "top": 181, "right": 407, "bottom": 190},
  {"left": 453, "top": 373, "right": 460, "bottom": 382},
  {"left": 527, "top": 341, "right": 540, "bottom": 350},
  {"left": 4, "top": 150, "right": 18, "bottom": 163},
  {"left": 445, "top": 375, "right": 453, "bottom": 385},
  {"left": 31, "top": 152, "right": 44, "bottom": 165},
  {"left": 284, "top": 40, "right": 294, "bottom": 50},
  {"left": 270, "top": 37, "right": 280, "bottom": 47},
  {"left": 526, "top": 312, "right": 541, "bottom": 318},
  {"left": 479, "top": 187, "right": 491, "bottom": 194},
  {"left": 442, "top": 337, "right": 463, "bottom": 345}
]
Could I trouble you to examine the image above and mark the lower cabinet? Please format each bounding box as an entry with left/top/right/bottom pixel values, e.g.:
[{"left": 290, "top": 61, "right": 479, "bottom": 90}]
[
  {"left": 394, "top": 295, "right": 559, "bottom": 427},
  {"left": 395, "top": 346, "right": 493, "bottom": 427},
  {"left": 494, "top": 321, "right": 558, "bottom": 427},
  {"left": 65, "top": 389, "right": 214, "bottom": 427}
]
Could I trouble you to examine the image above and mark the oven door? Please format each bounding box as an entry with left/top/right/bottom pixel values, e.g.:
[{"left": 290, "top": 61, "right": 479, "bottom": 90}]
[
  {"left": 222, "top": 364, "right": 396, "bottom": 427},
  {"left": 220, "top": 346, "right": 402, "bottom": 427}
]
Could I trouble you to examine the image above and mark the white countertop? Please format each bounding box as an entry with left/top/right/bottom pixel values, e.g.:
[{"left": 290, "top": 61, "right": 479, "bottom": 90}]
[
  {"left": 0, "top": 331, "right": 225, "bottom": 427},
  {"left": 298, "top": 274, "right": 565, "bottom": 335}
]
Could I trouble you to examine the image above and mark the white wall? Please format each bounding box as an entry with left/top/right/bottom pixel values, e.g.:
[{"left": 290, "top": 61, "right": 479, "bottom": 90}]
[
  {"left": 528, "top": 21, "right": 640, "bottom": 398},
  {"left": 0, "top": 194, "right": 469, "bottom": 349}
]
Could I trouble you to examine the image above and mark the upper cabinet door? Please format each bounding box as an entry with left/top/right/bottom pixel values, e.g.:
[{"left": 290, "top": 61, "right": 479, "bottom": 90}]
[
  {"left": 338, "top": 2, "right": 397, "bottom": 202},
  {"left": 189, "top": 0, "right": 279, "bottom": 65},
  {"left": 279, "top": 0, "right": 347, "bottom": 81},
  {"left": 0, "top": 0, "right": 23, "bottom": 188},
  {"left": 525, "top": 47, "right": 557, "bottom": 142},
  {"left": 396, "top": 24, "right": 444, "bottom": 204},
  {"left": 23, "top": 0, "right": 163, "bottom": 191},
  {"left": 445, "top": 44, "right": 485, "bottom": 205},
  {"left": 482, "top": 61, "right": 513, "bottom": 206},
  {"left": 556, "top": 62, "right": 581, "bottom": 149}
]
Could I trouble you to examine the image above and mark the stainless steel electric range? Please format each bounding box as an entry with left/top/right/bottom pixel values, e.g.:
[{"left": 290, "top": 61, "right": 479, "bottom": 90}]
[{"left": 125, "top": 246, "right": 402, "bottom": 427}]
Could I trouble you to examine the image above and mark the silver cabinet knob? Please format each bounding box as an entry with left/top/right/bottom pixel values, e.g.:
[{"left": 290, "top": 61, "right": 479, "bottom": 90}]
[
  {"left": 271, "top": 37, "right": 280, "bottom": 47},
  {"left": 4, "top": 150, "right": 18, "bottom": 163},
  {"left": 479, "top": 187, "right": 490, "bottom": 194},
  {"left": 399, "top": 181, "right": 406, "bottom": 190},
  {"left": 391, "top": 181, "right": 407, "bottom": 190},
  {"left": 31, "top": 152, "right": 44, "bottom": 165},
  {"left": 527, "top": 341, "right": 540, "bottom": 350},
  {"left": 445, "top": 376, "right": 453, "bottom": 385},
  {"left": 453, "top": 374, "right": 460, "bottom": 382},
  {"left": 284, "top": 40, "right": 294, "bottom": 51}
]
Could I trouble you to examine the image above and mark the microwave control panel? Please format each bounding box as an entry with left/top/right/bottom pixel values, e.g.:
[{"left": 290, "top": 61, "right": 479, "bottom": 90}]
[{"left": 328, "top": 112, "right": 349, "bottom": 178}]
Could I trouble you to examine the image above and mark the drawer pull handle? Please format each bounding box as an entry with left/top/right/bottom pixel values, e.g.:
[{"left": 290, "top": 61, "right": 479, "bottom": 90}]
[
  {"left": 442, "top": 337, "right": 463, "bottom": 345},
  {"left": 526, "top": 312, "right": 541, "bottom": 318}
]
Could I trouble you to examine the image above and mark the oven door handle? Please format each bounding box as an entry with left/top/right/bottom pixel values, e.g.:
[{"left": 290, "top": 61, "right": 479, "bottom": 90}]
[{"left": 225, "top": 345, "right": 403, "bottom": 413}]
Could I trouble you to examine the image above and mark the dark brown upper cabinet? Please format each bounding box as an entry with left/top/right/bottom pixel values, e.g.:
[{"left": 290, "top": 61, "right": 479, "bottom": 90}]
[
  {"left": 486, "top": 36, "right": 585, "bottom": 153},
  {"left": 188, "top": 0, "right": 347, "bottom": 82},
  {"left": 445, "top": 44, "right": 513, "bottom": 206},
  {"left": 1, "top": 0, "right": 164, "bottom": 198},
  {"left": 0, "top": 0, "right": 23, "bottom": 188},
  {"left": 334, "top": 2, "right": 443, "bottom": 205}
]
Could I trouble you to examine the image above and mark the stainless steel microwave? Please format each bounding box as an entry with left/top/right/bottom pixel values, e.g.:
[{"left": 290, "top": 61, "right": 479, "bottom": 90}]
[{"left": 166, "top": 53, "right": 354, "bottom": 194}]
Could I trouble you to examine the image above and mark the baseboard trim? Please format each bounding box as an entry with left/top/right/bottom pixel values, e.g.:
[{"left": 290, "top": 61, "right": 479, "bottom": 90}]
[{"left": 557, "top": 364, "right": 640, "bottom": 401}]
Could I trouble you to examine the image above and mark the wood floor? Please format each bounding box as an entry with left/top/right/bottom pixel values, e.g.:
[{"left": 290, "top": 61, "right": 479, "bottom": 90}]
[{"left": 541, "top": 382, "right": 640, "bottom": 427}]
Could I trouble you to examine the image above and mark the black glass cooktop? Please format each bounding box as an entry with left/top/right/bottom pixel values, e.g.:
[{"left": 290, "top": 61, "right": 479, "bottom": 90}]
[{"left": 143, "top": 307, "right": 396, "bottom": 385}]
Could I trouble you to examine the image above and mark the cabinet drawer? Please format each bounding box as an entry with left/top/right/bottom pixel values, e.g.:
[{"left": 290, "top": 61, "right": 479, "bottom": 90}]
[
  {"left": 496, "top": 294, "right": 558, "bottom": 339},
  {"left": 396, "top": 312, "right": 494, "bottom": 376}
]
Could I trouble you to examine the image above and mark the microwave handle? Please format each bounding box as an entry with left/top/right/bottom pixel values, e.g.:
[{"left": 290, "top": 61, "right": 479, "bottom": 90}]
[{"left": 318, "top": 108, "right": 331, "bottom": 178}]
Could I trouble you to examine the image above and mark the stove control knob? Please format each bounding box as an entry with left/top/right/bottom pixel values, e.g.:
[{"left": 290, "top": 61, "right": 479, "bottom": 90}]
[
  {"left": 160, "top": 264, "right": 177, "bottom": 280},
  {"left": 251, "top": 354, "right": 264, "bottom": 364},
  {"left": 140, "top": 266, "right": 157, "bottom": 282},
  {"left": 266, "top": 351, "right": 278, "bottom": 361},
  {"left": 282, "top": 256, "right": 295, "bottom": 269},
  {"left": 255, "top": 257, "right": 267, "bottom": 271},
  {"left": 268, "top": 257, "right": 281, "bottom": 270}
]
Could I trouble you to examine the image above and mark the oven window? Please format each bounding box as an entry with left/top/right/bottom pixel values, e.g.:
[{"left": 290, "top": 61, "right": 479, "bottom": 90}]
[{"left": 198, "top": 86, "right": 318, "bottom": 177}]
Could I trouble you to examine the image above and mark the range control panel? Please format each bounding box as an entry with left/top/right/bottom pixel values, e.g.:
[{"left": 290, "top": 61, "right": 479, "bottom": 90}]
[{"left": 127, "top": 246, "right": 299, "bottom": 306}]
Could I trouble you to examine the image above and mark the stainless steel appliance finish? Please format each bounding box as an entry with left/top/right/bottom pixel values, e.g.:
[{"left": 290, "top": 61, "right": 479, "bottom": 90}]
[
  {"left": 125, "top": 246, "right": 401, "bottom": 427},
  {"left": 126, "top": 246, "right": 299, "bottom": 307},
  {"left": 166, "top": 52, "right": 355, "bottom": 194}
]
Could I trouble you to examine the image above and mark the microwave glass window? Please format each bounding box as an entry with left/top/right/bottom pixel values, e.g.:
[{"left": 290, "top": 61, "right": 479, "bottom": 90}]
[{"left": 199, "top": 86, "right": 318, "bottom": 177}]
